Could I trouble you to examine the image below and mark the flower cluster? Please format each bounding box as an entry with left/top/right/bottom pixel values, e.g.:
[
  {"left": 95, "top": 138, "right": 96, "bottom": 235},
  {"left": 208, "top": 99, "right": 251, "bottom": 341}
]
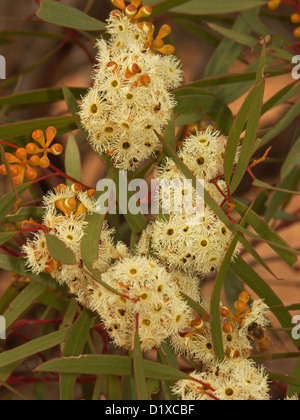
[
  {"left": 79, "top": 0, "right": 183, "bottom": 170},
  {"left": 149, "top": 127, "right": 241, "bottom": 276},
  {"left": 173, "top": 358, "right": 270, "bottom": 400},
  {"left": 0, "top": 127, "right": 63, "bottom": 186}
]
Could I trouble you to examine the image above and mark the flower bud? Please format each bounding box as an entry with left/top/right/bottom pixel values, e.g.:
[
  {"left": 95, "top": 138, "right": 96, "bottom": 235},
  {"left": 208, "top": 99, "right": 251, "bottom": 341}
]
[
  {"left": 26, "top": 168, "right": 38, "bottom": 180},
  {"left": 39, "top": 156, "right": 50, "bottom": 169},
  {"left": 16, "top": 148, "right": 27, "bottom": 161}
]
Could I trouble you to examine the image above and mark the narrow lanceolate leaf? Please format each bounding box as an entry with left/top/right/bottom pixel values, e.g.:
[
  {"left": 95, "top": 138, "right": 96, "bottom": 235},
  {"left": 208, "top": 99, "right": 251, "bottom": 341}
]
[
  {"left": 45, "top": 234, "right": 77, "bottom": 266},
  {"left": 181, "top": 294, "right": 210, "bottom": 318},
  {"left": 230, "top": 79, "right": 265, "bottom": 193},
  {"left": 207, "top": 23, "right": 258, "bottom": 47},
  {"left": 0, "top": 329, "right": 70, "bottom": 369},
  {"left": 170, "top": 0, "right": 268, "bottom": 15},
  {"left": 0, "top": 232, "right": 15, "bottom": 246},
  {"left": 60, "top": 309, "right": 93, "bottom": 401},
  {"left": 3, "top": 282, "right": 47, "bottom": 329},
  {"left": 0, "top": 116, "right": 79, "bottom": 141},
  {"left": 0, "top": 255, "right": 60, "bottom": 290},
  {"left": 281, "top": 136, "right": 300, "bottom": 180},
  {"left": 133, "top": 317, "right": 148, "bottom": 400},
  {"left": 37, "top": 355, "right": 191, "bottom": 381},
  {"left": 0, "top": 182, "right": 32, "bottom": 222},
  {"left": 81, "top": 212, "right": 105, "bottom": 278},
  {"left": 65, "top": 134, "right": 82, "bottom": 186},
  {"left": 37, "top": 0, "right": 106, "bottom": 31},
  {"left": 233, "top": 200, "right": 297, "bottom": 267},
  {"left": 267, "top": 372, "right": 300, "bottom": 388},
  {"left": 3, "top": 207, "right": 43, "bottom": 224}
]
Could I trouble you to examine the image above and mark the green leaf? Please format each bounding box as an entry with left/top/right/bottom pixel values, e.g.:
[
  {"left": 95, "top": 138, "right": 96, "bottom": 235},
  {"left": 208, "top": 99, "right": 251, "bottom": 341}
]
[
  {"left": 207, "top": 22, "right": 258, "bottom": 47},
  {"left": 37, "top": 0, "right": 106, "bottom": 31},
  {"left": 0, "top": 329, "right": 70, "bottom": 369},
  {"left": 0, "top": 87, "right": 86, "bottom": 108},
  {"left": 181, "top": 294, "right": 210, "bottom": 318},
  {"left": 0, "top": 232, "right": 15, "bottom": 246},
  {"left": 0, "top": 254, "right": 60, "bottom": 290},
  {"left": 0, "top": 183, "right": 32, "bottom": 223},
  {"left": 65, "top": 134, "right": 82, "bottom": 186},
  {"left": 45, "top": 234, "right": 77, "bottom": 265},
  {"left": 133, "top": 318, "right": 148, "bottom": 400},
  {"left": 288, "top": 359, "right": 300, "bottom": 397},
  {"left": 151, "top": 0, "right": 191, "bottom": 17},
  {"left": 0, "top": 116, "right": 79, "bottom": 142},
  {"left": 174, "top": 88, "right": 233, "bottom": 134},
  {"left": 281, "top": 137, "right": 300, "bottom": 180},
  {"left": 229, "top": 79, "right": 265, "bottom": 193},
  {"left": 60, "top": 309, "right": 93, "bottom": 401},
  {"left": 267, "top": 372, "right": 300, "bottom": 388},
  {"left": 37, "top": 355, "right": 190, "bottom": 381},
  {"left": 3, "top": 282, "right": 47, "bottom": 329},
  {"left": 170, "top": 0, "right": 268, "bottom": 15},
  {"left": 252, "top": 179, "right": 300, "bottom": 195},
  {"left": 81, "top": 212, "right": 105, "bottom": 277},
  {"left": 3, "top": 207, "right": 43, "bottom": 224},
  {"left": 233, "top": 200, "right": 297, "bottom": 267}
]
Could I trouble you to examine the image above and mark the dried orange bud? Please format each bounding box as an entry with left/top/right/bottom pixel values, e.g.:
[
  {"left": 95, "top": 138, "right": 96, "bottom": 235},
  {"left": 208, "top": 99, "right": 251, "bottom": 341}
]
[
  {"left": 87, "top": 188, "right": 97, "bottom": 197},
  {"left": 294, "top": 26, "right": 300, "bottom": 38},
  {"left": 29, "top": 155, "right": 41, "bottom": 167},
  {"left": 267, "top": 0, "right": 280, "bottom": 9},
  {"left": 235, "top": 300, "right": 246, "bottom": 313},
  {"left": 16, "top": 148, "right": 27, "bottom": 161},
  {"left": 46, "top": 126, "right": 57, "bottom": 145},
  {"left": 131, "top": 0, "right": 142, "bottom": 7},
  {"left": 71, "top": 183, "right": 83, "bottom": 193},
  {"left": 110, "top": 9, "right": 123, "bottom": 19},
  {"left": 56, "top": 184, "right": 67, "bottom": 193},
  {"left": 152, "top": 38, "right": 165, "bottom": 49},
  {"left": 64, "top": 198, "right": 78, "bottom": 212},
  {"left": 157, "top": 24, "right": 172, "bottom": 39},
  {"left": 220, "top": 306, "right": 230, "bottom": 318},
  {"left": 9, "top": 165, "right": 20, "bottom": 177},
  {"left": 291, "top": 13, "right": 300, "bottom": 24},
  {"left": 32, "top": 130, "right": 45, "bottom": 146},
  {"left": 0, "top": 164, "right": 7, "bottom": 175},
  {"left": 141, "top": 21, "right": 154, "bottom": 35},
  {"left": 156, "top": 44, "right": 176, "bottom": 55},
  {"left": 44, "top": 259, "right": 58, "bottom": 274},
  {"left": 39, "top": 156, "right": 50, "bottom": 169},
  {"left": 135, "top": 75, "right": 151, "bottom": 87},
  {"left": 223, "top": 322, "right": 233, "bottom": 334},
  {"left": 26, "top": 143, "right": 39, "bottom": 155},
  {"left": 107, "top": 61, "right": 118, "bottom": 72},
  {"left": 239, "top": 291, "right": 250, "bottom": 304},
  {"left": 135, "top": 5, "right": 152, "bottom": 19},
  {"left": 125, "top": 63, "right": 141, "bottom": 78},
  {"left": 112, "top": 0, "right": 126, "bottom": 10},
  {"left": 26, "top": 168, "right": 38, "bottom": 181},
  {"left": 192, "top": 318, "right": 204, "bottom": 330},
  {"left": 50, "top": 144, "right": 63, "bottom": 156},
  {"left": 125, "top": 4, "right": 137, "bottom": 17}
]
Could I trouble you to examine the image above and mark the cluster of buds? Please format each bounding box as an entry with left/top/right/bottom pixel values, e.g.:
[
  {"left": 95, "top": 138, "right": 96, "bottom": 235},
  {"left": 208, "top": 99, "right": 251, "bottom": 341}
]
[
  {"left": 220, "top": 291, "right": 252, "bottom": 335},
  {"left": 111, "top": 0, "right": 176, "bottom": 55},
  {"left": 0, "top": 127, "right": 63, "bottom": 186},
  {"left": 268, "top": 0, "right": 300, "bottom": 38}
]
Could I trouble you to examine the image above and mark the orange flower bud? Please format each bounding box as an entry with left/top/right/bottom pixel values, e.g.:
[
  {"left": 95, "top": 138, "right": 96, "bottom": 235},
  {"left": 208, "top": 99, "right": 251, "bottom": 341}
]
[
  {"left": 267, "top": 0, "right": 280, "bottom": 10},
  {"left": 0, "top": 164, "right": 7, "bottom": 175},
  {"left": 157, "top": 24, "right": 172, "bottom": 40},
  {"left": 291, "top": 13, "right": 300, "bottom": 24},
  {"left": 26, "top": 168, "right": 38, "bottom": 181},
  {"left": 16, "top": 148, "right": 27, "bottom": 161},
  {"left": 26, "top": 143, "right": 39, "bottom": 155},
  {"left": 56, "top": 184, "right": 67, "bottom": 193},
  {"left": 155, "top": 44, "right": 176, "bottom": 55},
  {"left": 112, "top": 0, "right": 126, "bottom": 11},
  {"left": 64, "top": 198, "right": 78, "bottom": 213},
  {"left": 234, "top": 300, "right": 246, "bottom": 313},
  {"left": 125, "top": 4, "right": 137, "bottom": 17},
  {"left": 9, "top": 165, "right": 20, "bottom": 177},
  {"left": 29, "top": 155, "right": 41, "bottom": 167},
  {"left": 87, "top": 188, "right": 96, "bottom": 198},
  {"left": 294, "top": 26, "right": 300, "bottom": 38},
  {"left": 107, "top": 61, "right": 118, "bottom": 72},
  {"left": 220, "top": 306, "right": 230, "bottom": 318},
  {"left": 238, "top": 291, "right": 250, "bottom": 304},
  {"left": 134, "top": 74, "right": 151, "bottom": 87},
  {"left": 152, "top": 38, "right": 165, "bottom": 49},
  {"left": 223, "top": 322, "right": 234, "bottom": 334},
  {"left": 32, "top": 129, "right": 45, "bottom": 147},
  {"left": 39, "top": 156, "right": 50, "bottom": 169},
  {"left": 50, "top": 144, "right": 63, "bottom": 156},
  {"left": 131, "top": 0, "right": 142, "bottom": 7},
  {"left": 135, "top": 5, "right": 152, "bottom": 19},
  {"left": 44, "top": 259, "right": 58, "bottom": 274},
  {"left": 46, "top": 126, "right": 57, "bottom": 145},
  {"left": 71, "top": 183, "right": 83, "bottom": 193},
  {"left": 125, "top": 63, "right": 141, "bottom": 78}
]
